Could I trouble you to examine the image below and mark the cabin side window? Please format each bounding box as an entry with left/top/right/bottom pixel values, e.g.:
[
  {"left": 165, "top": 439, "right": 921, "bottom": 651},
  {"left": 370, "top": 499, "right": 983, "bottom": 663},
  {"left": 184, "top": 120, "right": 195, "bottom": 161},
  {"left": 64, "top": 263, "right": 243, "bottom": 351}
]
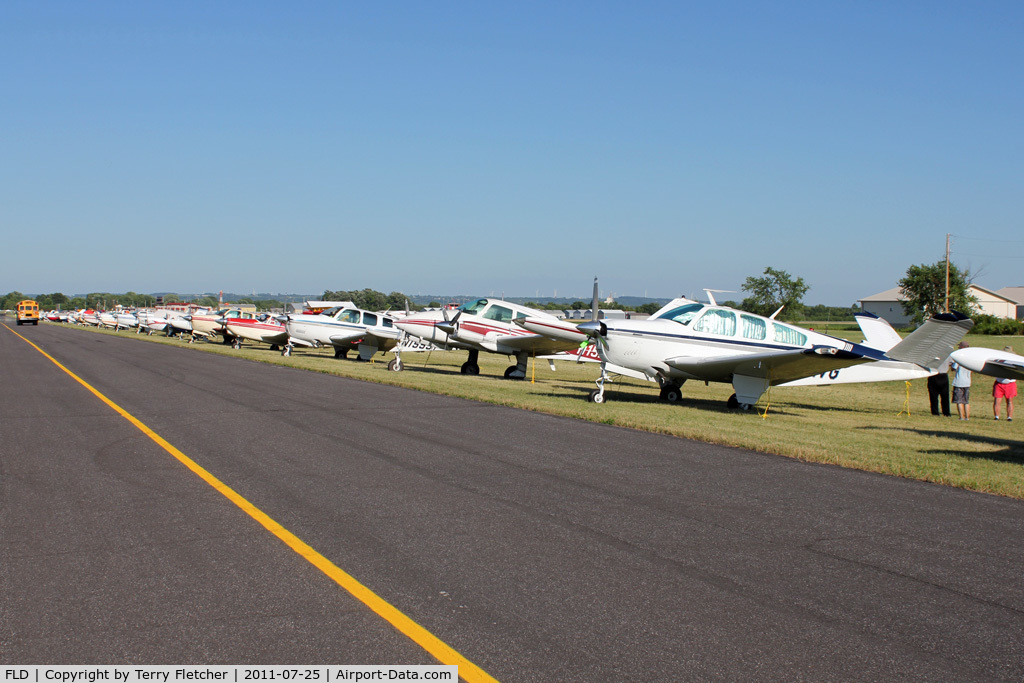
[
  {"left": 692, "top": 309, "right": 737, "bottom": 336},
  {"left": 362, "top": 312, "right": 378, "bottom": 326},
  {"left": 740, "top": 314, "right": 766, "bottom": 340},
  {"left": 340, "top": 310, "right": 361, "bottom": 324},
  {"left": 773, "top": 323, "right": 808, "bottom": 346},
  {"left": 483, "top": 305, "right": 514, "bottom": 323}
]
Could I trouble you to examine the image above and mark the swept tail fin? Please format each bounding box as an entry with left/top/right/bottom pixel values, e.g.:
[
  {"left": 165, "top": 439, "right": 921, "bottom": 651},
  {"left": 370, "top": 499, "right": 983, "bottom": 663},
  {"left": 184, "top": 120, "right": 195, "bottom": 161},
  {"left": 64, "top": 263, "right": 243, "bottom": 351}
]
[{"left": 854, "top": 312, "right": 903, "bottom": 352}]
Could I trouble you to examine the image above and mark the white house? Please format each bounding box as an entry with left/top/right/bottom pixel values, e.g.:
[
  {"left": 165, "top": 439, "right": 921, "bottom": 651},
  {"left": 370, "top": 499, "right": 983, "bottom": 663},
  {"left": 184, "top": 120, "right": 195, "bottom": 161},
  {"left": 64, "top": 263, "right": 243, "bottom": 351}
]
[
  {"left": 997, "top": 287, "right": 1024, "bottom": 319},
  {"left": 859, "top": 284, "right": 1017, "bottom": 326}
]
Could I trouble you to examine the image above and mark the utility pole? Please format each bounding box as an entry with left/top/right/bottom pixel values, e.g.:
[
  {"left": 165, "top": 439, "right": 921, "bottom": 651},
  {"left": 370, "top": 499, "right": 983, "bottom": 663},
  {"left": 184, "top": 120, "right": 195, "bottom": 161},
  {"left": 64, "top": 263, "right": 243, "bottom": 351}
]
[{"left": 945, "top": 233, "right": 951, "bottom": 313}]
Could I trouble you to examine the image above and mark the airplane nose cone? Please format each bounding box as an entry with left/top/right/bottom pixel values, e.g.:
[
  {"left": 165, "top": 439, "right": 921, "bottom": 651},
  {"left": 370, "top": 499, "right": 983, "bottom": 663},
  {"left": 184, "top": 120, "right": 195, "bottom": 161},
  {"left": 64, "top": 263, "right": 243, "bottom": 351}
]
[
  {"left": 436, "top": 321, "right": 457, "bottom": 336},
  {"left": 577, "top": 320, "right": 603, "bottom": 337}
]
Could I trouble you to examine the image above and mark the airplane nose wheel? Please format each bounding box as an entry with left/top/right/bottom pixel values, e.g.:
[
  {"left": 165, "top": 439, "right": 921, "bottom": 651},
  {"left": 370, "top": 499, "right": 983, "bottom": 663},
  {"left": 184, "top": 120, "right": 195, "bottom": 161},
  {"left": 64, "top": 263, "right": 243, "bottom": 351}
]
[
  {"left": 281, "top": 344, "right": 292, "bottom": 357},
  {"left": 587, "top": 362, "right": 610, "bottom": 403},
  {"left": 387, "top": 358, "right": 404, "bottom": 372}
]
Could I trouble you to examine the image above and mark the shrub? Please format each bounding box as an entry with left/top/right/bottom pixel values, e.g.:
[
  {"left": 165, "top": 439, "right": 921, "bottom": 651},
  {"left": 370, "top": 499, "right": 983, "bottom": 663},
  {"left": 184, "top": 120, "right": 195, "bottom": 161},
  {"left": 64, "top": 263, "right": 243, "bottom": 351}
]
[{"left": 972, "top": 314, "right": 1024, "bottom": 335}]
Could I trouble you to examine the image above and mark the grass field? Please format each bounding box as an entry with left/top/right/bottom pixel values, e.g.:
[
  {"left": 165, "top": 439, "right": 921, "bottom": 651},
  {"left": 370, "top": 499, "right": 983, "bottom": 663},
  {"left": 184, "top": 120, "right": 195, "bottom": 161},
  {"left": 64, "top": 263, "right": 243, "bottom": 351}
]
[{"left": 39, "top": 322, "right": 1024, "bottom": 500}]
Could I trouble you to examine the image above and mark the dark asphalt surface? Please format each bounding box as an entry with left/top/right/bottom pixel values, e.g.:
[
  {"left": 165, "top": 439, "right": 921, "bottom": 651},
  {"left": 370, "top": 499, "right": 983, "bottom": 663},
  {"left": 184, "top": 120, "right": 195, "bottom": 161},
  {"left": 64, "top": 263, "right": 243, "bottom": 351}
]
[{"left": 2, "top": 322, "right": 1023, "bottom": 681}]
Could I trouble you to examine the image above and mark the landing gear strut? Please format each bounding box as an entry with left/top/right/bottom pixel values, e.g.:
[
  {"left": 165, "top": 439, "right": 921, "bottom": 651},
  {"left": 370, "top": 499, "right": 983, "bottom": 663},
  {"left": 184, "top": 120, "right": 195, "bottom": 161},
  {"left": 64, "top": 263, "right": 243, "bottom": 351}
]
[
  {"left": 503, "top": 351, "right": 529, "bottom": 380},
  {"left": 586, "top": 362, "right": 611, "bottom": 403}
]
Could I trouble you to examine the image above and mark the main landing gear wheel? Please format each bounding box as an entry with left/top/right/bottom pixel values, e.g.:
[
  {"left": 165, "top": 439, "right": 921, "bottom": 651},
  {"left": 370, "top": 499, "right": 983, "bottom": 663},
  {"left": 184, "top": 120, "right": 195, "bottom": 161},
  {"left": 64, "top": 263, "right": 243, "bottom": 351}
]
[
  {"left": 232, "top": 339, "right": 242, "bottom": 350},
  {"left": 727, "top": 394, "right": 752, "bottom": 411},
  {"left": 387, "top": 358, "right": 403, "bottom": 372},
  {"left": 461, "top": 362, "right": 480, "bottom": 375},
  {"left": 334, "top": 347, "right": 348, "bottom": 359},
  {"left": 503, "top": 365, "right": 525, "bottom": 379},
  {"left": 660, "top": 384, "right": 683, "bottom": 403},
  {"left": 587, "top": 389, "right": 606, "bottom": 404}
]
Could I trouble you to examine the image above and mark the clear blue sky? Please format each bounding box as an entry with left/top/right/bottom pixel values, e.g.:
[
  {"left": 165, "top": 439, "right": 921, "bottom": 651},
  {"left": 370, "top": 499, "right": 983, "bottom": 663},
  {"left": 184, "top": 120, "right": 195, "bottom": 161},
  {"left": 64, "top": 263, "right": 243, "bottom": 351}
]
[{"left": 2, "top": 1, "right": 1021, "bottom": 305}]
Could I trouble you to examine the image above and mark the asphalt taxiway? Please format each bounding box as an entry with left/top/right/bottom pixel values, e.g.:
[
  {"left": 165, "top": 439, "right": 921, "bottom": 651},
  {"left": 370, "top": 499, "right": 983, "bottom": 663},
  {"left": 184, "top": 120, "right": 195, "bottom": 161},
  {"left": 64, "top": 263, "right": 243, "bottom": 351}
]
[{"left": 2, "top": 322, "right": 1023, "bottom": 681}]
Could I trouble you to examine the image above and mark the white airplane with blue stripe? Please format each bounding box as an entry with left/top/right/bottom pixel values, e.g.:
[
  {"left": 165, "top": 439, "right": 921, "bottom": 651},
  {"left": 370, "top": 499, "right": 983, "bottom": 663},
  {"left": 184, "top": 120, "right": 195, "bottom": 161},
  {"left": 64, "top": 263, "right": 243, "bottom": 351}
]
[
  {"left": 520, "top": 293, "right": 973, "bottom": 409},
  {"left": 282, "top": 305, "right": 404, "bottom": 369}
]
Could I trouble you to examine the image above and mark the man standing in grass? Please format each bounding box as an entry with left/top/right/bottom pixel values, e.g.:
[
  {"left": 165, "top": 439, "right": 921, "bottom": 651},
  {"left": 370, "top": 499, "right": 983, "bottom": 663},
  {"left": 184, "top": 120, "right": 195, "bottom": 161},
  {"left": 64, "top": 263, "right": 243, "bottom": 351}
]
[
  {"left": 993, "top": 345, "right": 1016, "bottom": 421},
  {"left": 951, "top": 341, "right": 972, "bottom": 421},
  {"left": 928, "top": 358, "right": 951, "bottom": 417}
]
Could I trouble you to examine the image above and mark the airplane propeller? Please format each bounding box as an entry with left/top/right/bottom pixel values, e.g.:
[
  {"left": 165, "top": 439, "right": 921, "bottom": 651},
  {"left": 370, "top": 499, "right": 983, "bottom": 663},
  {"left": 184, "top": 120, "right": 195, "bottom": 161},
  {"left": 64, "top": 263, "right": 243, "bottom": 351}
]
[
  {"left": 436, "top": 307, "right": 462, "bottom": 337},
  {"left": 575, "top": 277, "right": 606, "bottom": 356}
]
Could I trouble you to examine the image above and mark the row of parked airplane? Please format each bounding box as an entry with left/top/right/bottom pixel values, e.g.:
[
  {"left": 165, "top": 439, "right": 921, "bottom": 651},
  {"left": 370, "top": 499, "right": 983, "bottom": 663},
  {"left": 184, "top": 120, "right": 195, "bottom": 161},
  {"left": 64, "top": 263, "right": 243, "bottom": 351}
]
[{"left": 48, "top": 279, "right": 1021, "bottom": 411}]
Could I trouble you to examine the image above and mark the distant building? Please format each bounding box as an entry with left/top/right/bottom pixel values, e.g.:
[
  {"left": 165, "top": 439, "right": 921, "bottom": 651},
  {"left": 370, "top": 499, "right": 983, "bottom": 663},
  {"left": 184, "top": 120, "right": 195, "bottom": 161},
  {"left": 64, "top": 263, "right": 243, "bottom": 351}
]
[
  {"left": 858, "top": 288, "right": 912, "bottom": 326},
  {"left": 860, "top": 284, "right": 1017, "bottom": 326},
  {"left": 997, "top": 287, "right": 1024, "bottom": 319}
]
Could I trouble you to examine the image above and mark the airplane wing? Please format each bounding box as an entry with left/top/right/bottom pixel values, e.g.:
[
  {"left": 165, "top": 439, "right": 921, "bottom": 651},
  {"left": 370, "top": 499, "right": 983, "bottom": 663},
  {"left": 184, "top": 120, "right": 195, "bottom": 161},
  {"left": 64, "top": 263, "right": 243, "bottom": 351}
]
[
  {"left": 492, "top": 333, "right": 578, "bottom": 356},
  {"left": 973, "top": 357, "right": 1024, "bottom": 381},
  {"left": 330, "top": 328, "right": 402, "bottom": 348},
  {"left": 664, "top": 344, "right": 887, "bottom": 385},
  {"left": 328, "top": 331, "right": 364, "bottom": 346},
  {"left": 950, "top": 347, "right": 1024, "bottom": 381}
]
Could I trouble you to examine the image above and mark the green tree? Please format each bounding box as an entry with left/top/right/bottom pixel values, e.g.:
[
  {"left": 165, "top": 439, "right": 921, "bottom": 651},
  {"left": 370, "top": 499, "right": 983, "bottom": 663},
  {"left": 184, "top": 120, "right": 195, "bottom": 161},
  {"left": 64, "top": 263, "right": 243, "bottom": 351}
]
[
  {"left": 740, "top": 267, "right": 809, "bottom": 320},
  {"left": 636, "top": 302, "right": 662, "bottom": 315},
  {"left": 897, "top": 261, "right": 977, "bottom": 325}
]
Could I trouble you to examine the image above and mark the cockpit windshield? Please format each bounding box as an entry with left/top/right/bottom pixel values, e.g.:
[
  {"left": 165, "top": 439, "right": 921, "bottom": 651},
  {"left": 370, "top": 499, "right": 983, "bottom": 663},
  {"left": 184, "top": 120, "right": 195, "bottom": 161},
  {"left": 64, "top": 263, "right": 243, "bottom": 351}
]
[
  {"left": 655, "top": 303, "right": 704, "bottom": 325},
  {"left": 459, "top": 299, "right": 489, "bottom": 315}
]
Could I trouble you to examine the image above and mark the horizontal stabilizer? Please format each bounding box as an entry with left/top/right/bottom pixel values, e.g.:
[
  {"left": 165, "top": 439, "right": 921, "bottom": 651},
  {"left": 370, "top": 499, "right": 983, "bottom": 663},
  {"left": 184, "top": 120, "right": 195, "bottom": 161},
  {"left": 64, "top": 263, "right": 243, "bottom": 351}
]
[{"left": 886, "top": 312, "right": 974, "bottom": 370}]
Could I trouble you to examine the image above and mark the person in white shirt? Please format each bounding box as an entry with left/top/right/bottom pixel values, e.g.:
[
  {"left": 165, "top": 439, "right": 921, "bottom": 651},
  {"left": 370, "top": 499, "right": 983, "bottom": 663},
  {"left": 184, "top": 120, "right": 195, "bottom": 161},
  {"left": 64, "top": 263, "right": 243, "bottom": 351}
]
[{"left": 951, "top": 341, "right": 972, "bottom": 421}]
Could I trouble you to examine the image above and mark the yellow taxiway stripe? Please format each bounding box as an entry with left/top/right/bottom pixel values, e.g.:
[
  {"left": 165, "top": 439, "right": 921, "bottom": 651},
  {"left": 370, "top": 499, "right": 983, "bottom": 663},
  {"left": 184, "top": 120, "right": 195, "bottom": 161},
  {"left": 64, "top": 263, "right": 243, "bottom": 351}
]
[{"left": 5, "top": 324, "right": 499, "bottom": 683}]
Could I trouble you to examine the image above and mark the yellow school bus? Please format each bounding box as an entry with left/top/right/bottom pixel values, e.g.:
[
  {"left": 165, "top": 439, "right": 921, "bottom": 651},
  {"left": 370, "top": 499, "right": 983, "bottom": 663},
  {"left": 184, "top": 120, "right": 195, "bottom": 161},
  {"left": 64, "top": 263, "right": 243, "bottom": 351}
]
[{"left": 15, "top": 299, "right": 40, "bottom": 325}]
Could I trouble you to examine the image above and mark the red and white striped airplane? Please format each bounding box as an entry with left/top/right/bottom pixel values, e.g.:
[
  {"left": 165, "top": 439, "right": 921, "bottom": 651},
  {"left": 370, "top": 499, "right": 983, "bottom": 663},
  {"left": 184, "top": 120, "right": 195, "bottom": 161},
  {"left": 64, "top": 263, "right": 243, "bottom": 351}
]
[{"left": 393, "top": 298, "right": 586, "bottom": 379}]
